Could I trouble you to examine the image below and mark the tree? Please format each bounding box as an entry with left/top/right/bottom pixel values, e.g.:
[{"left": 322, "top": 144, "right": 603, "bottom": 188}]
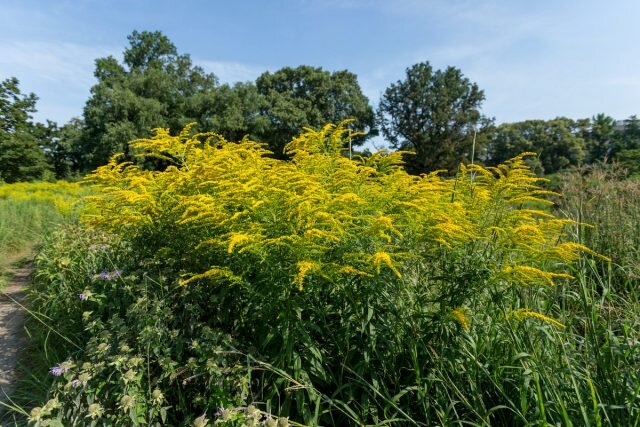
[
  {"left": 486, "top": 118, "right": 587, "bottom": 174},
  {"left": 35, "top": 118, "right": 86, "bottom": 178},
  {"left": 0, "top": 77, "right": 50, "bottom": 182},
  {"left": 255, "top": 66, "right": 375, "bottom": 157},
  {"left": 581, "top": 113, "right": 617, "bottom": 163},
  {"left": 186, "top": 82, "right": 269, "bottom": 143},
  {"left": 616, "top": 115, "right": 640, "bottom": 153},
  {"left": 377, "top": 62, "right": 489, "bottom": 174},
  {"left": 617, "top": 148, "right": 640, "bottom": 176},
  {"left": 75, "top": 31, "right": 219, "bottom": 170}
]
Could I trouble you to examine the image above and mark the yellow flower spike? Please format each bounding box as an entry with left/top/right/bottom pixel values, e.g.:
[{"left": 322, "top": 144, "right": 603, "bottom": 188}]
[
  {"left": 78, "top": 122, "right": 599, "bottom": 312},
  {"left": 296, "top": 261, "right": 319, "bottom": 291},
  {"left": 508, "top": 309, "right": 566, "bottom": 329},
  {"left": 503, "top": 265, "right": 574, "bottom": 287},
  {"left": 371, "top": 251, "right": 402, "bottom": 278},
  {"left": 179, "top": 267, "right": 240, "bottom": 286},
  {"left": 451, "top": 307, "right": 470, "bottom": 331},
  {"left": 339, "top": 266, "right": 373, "bottom": 277},
  {"left": 549, "top": 242, "right": 611, "bottom": 263},
  {"left": 227, "top": 233, "right": 251, "bottom": 254}
]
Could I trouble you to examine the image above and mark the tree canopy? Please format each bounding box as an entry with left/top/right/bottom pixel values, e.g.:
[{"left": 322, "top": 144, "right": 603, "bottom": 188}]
[
  {"left": 255, "top": 65, "right": 375, "bottom": 157},
  {"left": 0, "top": 77, "right": 50, "bottom": 182},
  {"left": 377, "top": 62, "right": 490, "bottom": 174},
  {"left": 486, "top": 118, "right": 587, "bottom": 175},
  {"left": 4, "top": 30, "right": 640, "bottom": 181},
  {"left": 75, "top": 31, "right": 219, "bottom": 170}
]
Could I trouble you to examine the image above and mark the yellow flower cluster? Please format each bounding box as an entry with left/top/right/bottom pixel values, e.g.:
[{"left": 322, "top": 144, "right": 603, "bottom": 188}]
[
  {"left": 451, "top": 307, "right": 470, "bottom": 331},
  {"left": 508, "top": 309, "right": 566, "bottom": 329},
  {"left": 82, "top": 122, "right": 596, "bottom": 324},
  {"left": 0, "top": 181, "right": 87, "bottom": 216}
]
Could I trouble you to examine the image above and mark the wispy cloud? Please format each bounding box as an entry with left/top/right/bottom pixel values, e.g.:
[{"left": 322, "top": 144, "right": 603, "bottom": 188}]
[
  {"left": 0, "top": 40, "right": 115, "bottom": 88},
  {"left": 0, "top": 40, "right": 116, "bottom": 123},
  {"left": 198, "top": 60, "right": 269, "bottom": 84}
]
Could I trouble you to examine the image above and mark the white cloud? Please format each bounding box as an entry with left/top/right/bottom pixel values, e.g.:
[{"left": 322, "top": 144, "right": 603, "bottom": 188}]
[
  {"left": 0, "top": 40, "right": 117, "bottom": 123},
  {"left": 0, "top": 40, "right": 115, "bottom": 88}
]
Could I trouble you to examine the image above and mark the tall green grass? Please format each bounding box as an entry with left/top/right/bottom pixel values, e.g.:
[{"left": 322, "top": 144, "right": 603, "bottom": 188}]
[
  {"left": 0, "top": 199, "right": 62, "bottom": 288},
  {"left": 0, "top": 182, "right": 86, "bottom": 288},
  {"left": 557, "top": 165, "right": 640, "bottom": 290}
]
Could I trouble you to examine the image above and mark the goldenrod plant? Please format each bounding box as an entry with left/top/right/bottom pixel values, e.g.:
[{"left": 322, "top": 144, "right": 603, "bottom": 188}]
[
  {"left": 84, "top": 122, "right": 590, "bottom": 322},
  {"left": 14, "top": 124, "right": 639, "bottom": 426}
]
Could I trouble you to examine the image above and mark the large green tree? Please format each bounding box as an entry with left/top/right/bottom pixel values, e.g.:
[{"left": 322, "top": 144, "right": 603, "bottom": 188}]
[
  {"left": 186, "top": 81, "right": 269, "bottom": 143},
  {"left": 0, "top": 77, "right": 50, "bottom": 182},
  {"left": 76, "top": 31, "right": 219, "bottom": 170},
  {"left": 36, "top": 118, "right": 86, "bottom": 179},
  {"left": 486, "top": 118, "right": 587, "bottom": 174},
  {"left": 69, "top": 32, "right": 377, "bottom": 168},
  {"left": 611, "top": 116, "right": 640, "bottom": 176},
  {"left": 255, "top": 66, "right": 375, "bottom": 157},
  {"left": 377, "top": 62, "right": 490, "bottom": 174}
]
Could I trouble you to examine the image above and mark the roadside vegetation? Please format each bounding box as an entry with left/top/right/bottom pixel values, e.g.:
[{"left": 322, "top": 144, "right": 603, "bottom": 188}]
[{"left": 0, "top": 124, "right": 636, "bottom": 426}]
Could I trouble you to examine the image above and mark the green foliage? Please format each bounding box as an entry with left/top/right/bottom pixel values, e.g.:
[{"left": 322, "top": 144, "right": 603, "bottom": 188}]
[
  {"left": 24, "top": 123, "right": 602, "bottom": 425},
  {"left": 617, "top": 148, "right": 640, "bottom": 176},
  {"left": 584, "top": 113, "right": 617, "bottom": 162},
  {"left": 377, "top": 61, "right": 490, "bottom": 174},
  {"left": 5, "top": 125, "right": 640, "bottom": 426},
  {"left": 75, "top": 31, "right": 219, "bottom": 170},
  {"left": 70, "top": 33, "right": 375, "bottom": 169},
  {"left": 191, "top": 82, "right": 269, "bottom": 143},
  {"left": 255, "top": 66, "right": 375, "bottom": 157},
  {"left": 0, "top": 78, "right": 51, "bottom": 182},
  {"left": 487, "top": 114, "right": 640, "bottom": 177},
  {"left": 23, "top": 228, "right": 258, "bottom": 426},
  {"left": 487, "top": 118, "right": 587, "bottom": 174},
  {"left": 615, "top": 115, "right": 640, "bottom": 152},
  {"left": 29, "top": 119, "right": 86, "bottom": 180},
  {"left": 0, "top": 77, "right": 38, "bottom": 133},
  {"left": 0, "top": 133, "right": 50, "bottom": 183}
]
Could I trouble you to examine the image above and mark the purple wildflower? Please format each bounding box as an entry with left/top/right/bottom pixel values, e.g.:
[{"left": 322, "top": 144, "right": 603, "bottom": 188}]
[
  {"left": 71, "top": 379, "right": 81, "bottom": 388},
  {"left": 78, "top": 293, "right": 88, "bottom": 301},
  {"left": 50, "top": 365, "right": 63, "bottom": 376},
  {"left": 96, "top": 270, "right": 123, "bottom": 281}
]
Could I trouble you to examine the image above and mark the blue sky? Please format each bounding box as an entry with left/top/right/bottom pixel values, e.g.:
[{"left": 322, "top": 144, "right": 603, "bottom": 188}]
[{"left": 2, "top": 0, "right": 639, "bottom": 135}]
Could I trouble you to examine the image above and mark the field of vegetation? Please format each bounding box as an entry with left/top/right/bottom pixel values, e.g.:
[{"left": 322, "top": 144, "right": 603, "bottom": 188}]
[
  {"left": 0, "top": 182, "right": 86, "bottom": 288},
  {"left": 2, "top": 27, "right": 640, "bottom": 427},
  {"left": 0, "top": 123, "right": 638, "bottom": 426}
]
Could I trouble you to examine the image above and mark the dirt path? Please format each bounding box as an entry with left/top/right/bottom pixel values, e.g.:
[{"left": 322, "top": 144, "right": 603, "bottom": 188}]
[{"left": 0, "top": 264, "right": 30, "bottom": 410}]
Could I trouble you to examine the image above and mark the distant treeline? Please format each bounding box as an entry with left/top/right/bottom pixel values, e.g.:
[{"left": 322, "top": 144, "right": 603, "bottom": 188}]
[{"left": 1, "top": 30, "right": 639, "bottom": 183}]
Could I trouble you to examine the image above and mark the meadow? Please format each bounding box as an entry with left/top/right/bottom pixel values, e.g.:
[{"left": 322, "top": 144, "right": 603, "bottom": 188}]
[
  {"left": 1, "top": 123, "right": 640, "bottom": 426},
  {"left": 0, "top": 182, "right": 86, "bottom": 289}
]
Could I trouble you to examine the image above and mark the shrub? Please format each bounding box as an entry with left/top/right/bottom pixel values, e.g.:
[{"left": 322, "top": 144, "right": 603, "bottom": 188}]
[{"left": 22, "top": 124, "right": 608, "bottom": 425}]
